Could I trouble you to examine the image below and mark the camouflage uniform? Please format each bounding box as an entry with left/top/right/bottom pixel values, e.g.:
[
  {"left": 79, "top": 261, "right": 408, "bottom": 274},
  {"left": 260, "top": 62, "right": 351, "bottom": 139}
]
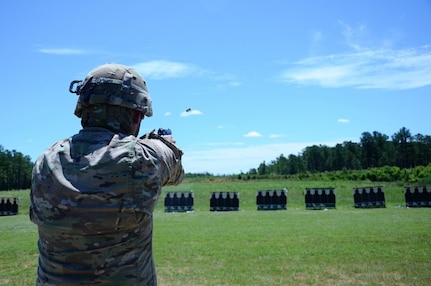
[
  {"left": 31, "top": 63, "right": 183, "bottom": 285},
  {"left": 30, "top": 126, "right": 184, "bottom": 285}
]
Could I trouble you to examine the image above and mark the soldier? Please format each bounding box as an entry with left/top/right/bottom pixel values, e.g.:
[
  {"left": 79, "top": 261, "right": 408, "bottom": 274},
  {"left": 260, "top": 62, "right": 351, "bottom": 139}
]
[{"left": 30, "top": 63, "right": 184, "bottom": 285}]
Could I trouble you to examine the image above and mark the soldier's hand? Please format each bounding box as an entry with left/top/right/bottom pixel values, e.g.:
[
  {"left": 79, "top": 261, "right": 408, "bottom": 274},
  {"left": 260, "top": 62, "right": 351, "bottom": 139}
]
[{"left": 161, "top": 135, "right": 176, "bottom": 144}]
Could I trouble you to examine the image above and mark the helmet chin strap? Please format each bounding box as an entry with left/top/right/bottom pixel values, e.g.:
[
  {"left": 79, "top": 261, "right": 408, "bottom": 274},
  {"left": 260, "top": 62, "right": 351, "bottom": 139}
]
[{"left": 134, "top": 123, "right": 141, "bottom": 137}]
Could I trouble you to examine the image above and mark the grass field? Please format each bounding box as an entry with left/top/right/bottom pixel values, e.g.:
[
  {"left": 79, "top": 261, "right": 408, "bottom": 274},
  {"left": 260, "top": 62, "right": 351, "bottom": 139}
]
[{"left": 1, "top": 179, "right": 430, "bottom": 285}]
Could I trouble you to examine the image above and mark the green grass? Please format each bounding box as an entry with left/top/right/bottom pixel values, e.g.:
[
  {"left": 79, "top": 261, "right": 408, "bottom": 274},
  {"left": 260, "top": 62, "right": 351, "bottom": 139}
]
[
  {"left": 0, "top": 190, "right": 38, "bottom": 286},
  {"left": 1, "top": 179, "right": 430, "bottom": 285}
]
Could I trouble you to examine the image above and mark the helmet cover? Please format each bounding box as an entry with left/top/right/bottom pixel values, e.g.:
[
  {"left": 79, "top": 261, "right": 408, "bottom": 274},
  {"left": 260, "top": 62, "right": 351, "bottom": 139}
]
[{"left": 72, "top": 63, "right": 153, "bottom": 118}]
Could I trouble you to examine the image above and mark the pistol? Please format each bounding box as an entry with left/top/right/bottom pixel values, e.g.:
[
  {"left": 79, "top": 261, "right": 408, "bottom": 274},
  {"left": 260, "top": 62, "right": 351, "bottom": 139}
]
[{"left": 157, "top": 128, "right": 172, "bottom": 136}]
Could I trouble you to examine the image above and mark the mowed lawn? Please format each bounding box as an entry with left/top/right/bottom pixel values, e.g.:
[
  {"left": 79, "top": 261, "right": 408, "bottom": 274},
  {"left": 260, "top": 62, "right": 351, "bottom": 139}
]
[{"left": 1, "top": 179, "right": 430, "bottom": 285}]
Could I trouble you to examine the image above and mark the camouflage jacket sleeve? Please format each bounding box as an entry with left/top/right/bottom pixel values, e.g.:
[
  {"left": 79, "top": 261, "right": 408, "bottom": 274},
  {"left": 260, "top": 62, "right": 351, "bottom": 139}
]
[
  {"left": 137, "top": 133, "right": 184, "bottom": 187},
  {"left": 137, "top": 139, "right": 184, "bottom": 186}
]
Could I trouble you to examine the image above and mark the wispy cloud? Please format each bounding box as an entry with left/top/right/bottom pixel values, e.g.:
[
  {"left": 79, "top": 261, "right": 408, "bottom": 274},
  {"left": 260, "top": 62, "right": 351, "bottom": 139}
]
[
  {"left": 164, "top": 112, "right": 171, "bottom": 117},
  {"left": 269, "top": 134, "right": 285, "bottom": 138},
  {"left": 337, "top": 118, "right": 350, "bottom": 123},
  {"left": 180, "top": 109, "right": 203, "bottom": 117},
  {"left": 134, "top": 61, "right": 243, "bottom": 91},
  {"left": 309, "top": 30, "right": 325, "bottom": 55},
  {"left": 280, "top": 46, "right": 431, "bottom": 90},
  {"left": 244, "top": 131, "right": 262, "bottom": 138},
  {"left": 133, "top": 60, "right": 199, "bottom": 80},
  {"left": 339, "top": 21, "right": 368, "bottom": 51},
  {"left": 37, "top": 48, "right": 87, "bottom": 55},
  {"left": 216, "top": 80, "right": 242, "bottom": 89},
  {"left": 227, "top": 81, "right": 241, "bottom": 87}
]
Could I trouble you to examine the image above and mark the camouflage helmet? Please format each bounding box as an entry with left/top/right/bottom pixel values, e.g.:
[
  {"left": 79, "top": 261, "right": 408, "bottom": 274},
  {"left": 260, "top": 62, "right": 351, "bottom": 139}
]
[{"left": 69, "top": 63, "right": 153, "bottom": 118}]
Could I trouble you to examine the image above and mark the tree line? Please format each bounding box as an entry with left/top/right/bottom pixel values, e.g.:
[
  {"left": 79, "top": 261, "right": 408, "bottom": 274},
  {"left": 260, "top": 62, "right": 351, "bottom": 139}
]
[
  {"left": 0, "top": 146, "right": 33, "bottom": 191},
  {"left": 249, "top": 127, "right": 431, "bottom": 177},
  {"left": 2, "top": 127, "right": 431, "bottom": 190}
]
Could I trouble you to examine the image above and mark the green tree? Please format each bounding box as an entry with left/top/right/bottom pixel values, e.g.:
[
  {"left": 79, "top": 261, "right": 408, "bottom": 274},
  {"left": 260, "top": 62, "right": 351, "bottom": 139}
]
[
  {"left": 287, "top": 154, "right": 304, "bottom": 174},
  {"left": 0, "top": 145, "right": 33, "bottom": 190},
  {"left": 392, "top": 127, "right": 413, "bottom": 168},
  {"left": 303, "top": 145, "right": 327, "bottom": 173},
  {"left": 257, "top": 161, "right": 267, "bottom": 176},
  {"left": 343, "top": 141, "right": 362, "bottom": 170},
  {"left": 412, "top": 133, "right": 431, "bottom": 166}
]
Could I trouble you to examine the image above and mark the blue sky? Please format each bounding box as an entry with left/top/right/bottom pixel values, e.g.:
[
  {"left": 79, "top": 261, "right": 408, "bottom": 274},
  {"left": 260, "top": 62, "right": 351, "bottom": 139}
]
[{"left": 1, "top": 0, "right": 431, "bottom": 175}]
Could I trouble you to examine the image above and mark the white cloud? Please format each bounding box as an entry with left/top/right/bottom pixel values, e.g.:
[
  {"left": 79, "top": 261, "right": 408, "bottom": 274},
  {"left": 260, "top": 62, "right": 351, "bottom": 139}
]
[
  {"left": 227, "top": 81, "right": 242, "bottom": 87},
  {"left": 339, "top": 21, "right": 368, "bottom": 51},
  {"left": 37, "top": 48, "right": 86, "bottom": 55},
  {"left": 269, "top": 134, "right": 285, "bottom": 138},
  {"left": 133, "top": 61, "right": 241, "bottom": 91},
  {"left": 164, "top": 112, "right": 171, "bottom": 116},
  {"left": 180, "top": 109, "right": 203, "bottom": 117},
  {"left": 244, "top": 131, "right": 262, "bottom": 138},
  {"left": 311, "top": 30, "right": 324, "bottom": 45},
  {"left": 133, "top": 60, "right": 198, "bottom": 80},
  {"left": 280, "top": 46, "right": 431, "bottom": 90},
  {"left": 202, "top": 72, "right": 241, "bottom": 90},
  {"left": 337, "top": 118, "right": 350, "bottom": 123},
  {"left": 310, "top": 30, "right": 325, "bottom": 55}
]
